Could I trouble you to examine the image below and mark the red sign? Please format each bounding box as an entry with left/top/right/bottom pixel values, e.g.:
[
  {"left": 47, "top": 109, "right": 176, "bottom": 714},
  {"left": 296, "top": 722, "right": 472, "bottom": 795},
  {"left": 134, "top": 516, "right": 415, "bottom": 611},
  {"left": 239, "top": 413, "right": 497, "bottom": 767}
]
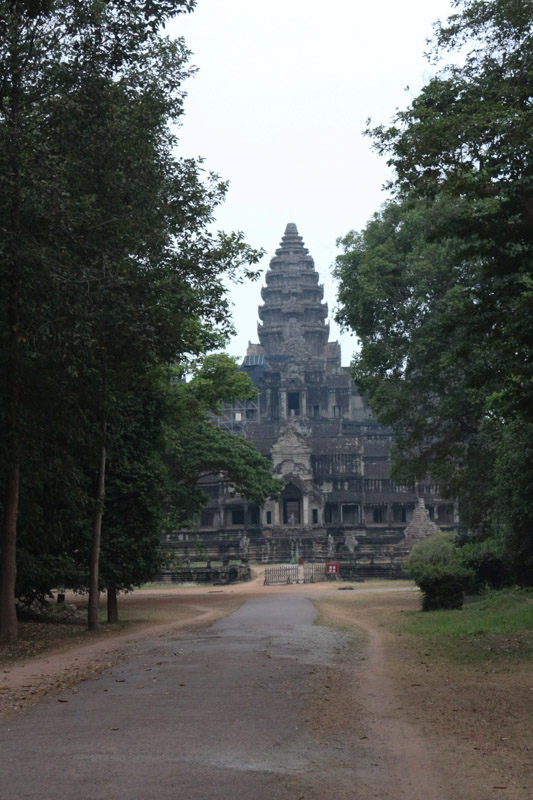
[
  {"left": 325, "top": 562, "right": 339, "bottom": 575},
  {"left": 298, "top": 557, "right": 305, "bottom": 566}
]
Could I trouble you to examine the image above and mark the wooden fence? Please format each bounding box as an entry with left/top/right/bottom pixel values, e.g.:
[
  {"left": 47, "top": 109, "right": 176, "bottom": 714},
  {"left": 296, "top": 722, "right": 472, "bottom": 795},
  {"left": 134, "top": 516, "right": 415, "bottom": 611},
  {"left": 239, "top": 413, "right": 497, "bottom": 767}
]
[
  {"left": 303, "top": 563, "right": 326, "bottom": 583},
  {"left": 263, "top": 565, "right": 298, "bottom": 585},
  {"left": 263, "top": 563, "right": 326, "bottom": 585}
]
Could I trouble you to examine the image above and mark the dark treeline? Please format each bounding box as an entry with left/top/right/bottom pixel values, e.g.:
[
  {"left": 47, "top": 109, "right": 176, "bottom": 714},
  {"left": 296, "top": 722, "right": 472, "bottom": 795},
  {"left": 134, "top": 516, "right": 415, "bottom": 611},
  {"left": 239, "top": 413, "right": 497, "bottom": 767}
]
[
  {"left": 335, "top": 0, "right": 533, "bottom": 603},
  {"left": 0, "top": 1, "right": 281, "bottom": 643}
]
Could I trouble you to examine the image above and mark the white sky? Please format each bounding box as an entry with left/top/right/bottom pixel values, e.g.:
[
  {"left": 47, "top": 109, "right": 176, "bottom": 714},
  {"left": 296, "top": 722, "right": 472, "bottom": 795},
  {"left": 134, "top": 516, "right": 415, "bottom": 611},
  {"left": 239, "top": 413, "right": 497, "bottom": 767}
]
[{"left": 167, "top": 0, "right": 454, "bottom": 365}]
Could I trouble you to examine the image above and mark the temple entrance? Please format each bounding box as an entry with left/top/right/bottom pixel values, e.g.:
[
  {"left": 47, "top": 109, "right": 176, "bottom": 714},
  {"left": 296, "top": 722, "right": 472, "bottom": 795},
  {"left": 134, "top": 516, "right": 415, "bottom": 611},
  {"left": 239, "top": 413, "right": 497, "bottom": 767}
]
[
  {"left": 287, "top": 392, "right": 300, "bottom": 416},
  {"left": 281, "top": 483, "right": 302, "bottom": 525},
  {"left": 284, "top": 499, "right": 300, "bottom": 525}
]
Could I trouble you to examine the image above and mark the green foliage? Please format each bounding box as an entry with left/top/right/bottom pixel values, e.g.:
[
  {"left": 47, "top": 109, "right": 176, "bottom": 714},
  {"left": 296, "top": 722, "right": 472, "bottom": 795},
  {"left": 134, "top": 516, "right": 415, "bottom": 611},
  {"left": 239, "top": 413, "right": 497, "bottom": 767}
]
[
  {"left": 0, "top": 2, "right": 264, "bottom": 635},
  {"left": 335, "top": 195, "right": 489, "bottom": 501},
  {"left": 490, "top": 419, "right": 533, "bottom": 585},
  {"left": 406, "top": 532, "right": 474, "bottom": 610},
  {"left": 335, "top": 1, "right": 533, "bottom": 584},
  {"left": 417, "top": 566, "right": 470, "bottom": 612},
  {"left": 367, "top": 0, "right": 533, "bottom": 424},
  {"left": 458, "top": 535, "right": 509, "bottom": 591},
  {"left": 165, "top": 355, "right": 283, "bottom": 524},
  {"left": 186, "top": 353, "right": 259, "bottom": 412},
  {"left": 98, "top": 370, "right": 170, "bottom": 593}
]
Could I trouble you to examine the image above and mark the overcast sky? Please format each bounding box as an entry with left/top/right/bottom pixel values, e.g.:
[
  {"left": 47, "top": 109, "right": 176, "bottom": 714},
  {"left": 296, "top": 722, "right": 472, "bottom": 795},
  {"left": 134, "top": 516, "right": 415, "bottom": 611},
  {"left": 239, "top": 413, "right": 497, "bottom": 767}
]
[{"left": 167, "top": 0, "right": 454, "bottom": 365}]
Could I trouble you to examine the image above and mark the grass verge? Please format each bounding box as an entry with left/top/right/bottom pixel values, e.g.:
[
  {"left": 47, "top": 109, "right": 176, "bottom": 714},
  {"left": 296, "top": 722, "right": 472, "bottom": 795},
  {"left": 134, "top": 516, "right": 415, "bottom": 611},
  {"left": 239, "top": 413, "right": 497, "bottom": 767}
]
[{"left": 399, "top": 587, "right": 533, "bottom": 668}]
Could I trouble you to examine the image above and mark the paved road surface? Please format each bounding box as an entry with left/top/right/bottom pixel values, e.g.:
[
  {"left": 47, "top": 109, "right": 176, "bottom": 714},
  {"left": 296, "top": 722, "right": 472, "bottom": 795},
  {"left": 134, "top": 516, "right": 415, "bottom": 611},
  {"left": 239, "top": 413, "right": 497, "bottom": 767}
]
[{"left": 0, "top": 595, "right": 393, "bottom": 800}]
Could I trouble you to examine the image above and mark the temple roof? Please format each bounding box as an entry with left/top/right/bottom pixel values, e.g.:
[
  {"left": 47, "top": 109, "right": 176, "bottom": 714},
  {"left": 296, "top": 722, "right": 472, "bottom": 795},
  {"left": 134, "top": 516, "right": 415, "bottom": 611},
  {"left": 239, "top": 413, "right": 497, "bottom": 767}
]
[
  {"left": 268, "top": 222, "right": 313, "bottom": 269},
  {"left": 253, "top": 223, "right": 332, "bottom": 360}
]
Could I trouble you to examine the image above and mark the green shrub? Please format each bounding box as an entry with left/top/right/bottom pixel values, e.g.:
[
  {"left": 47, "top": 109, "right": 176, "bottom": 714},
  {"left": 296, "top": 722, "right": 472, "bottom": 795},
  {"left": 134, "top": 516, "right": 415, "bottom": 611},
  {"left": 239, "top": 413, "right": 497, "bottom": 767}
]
[
  {"left": 458, "top": 536, "right": 510, "bottom": 591},
  {"left": 406, "top": 531, "right": 474, "bottom": 611},
  {"left": 415, "top": 563, "right": 472, "bottom": 610}
]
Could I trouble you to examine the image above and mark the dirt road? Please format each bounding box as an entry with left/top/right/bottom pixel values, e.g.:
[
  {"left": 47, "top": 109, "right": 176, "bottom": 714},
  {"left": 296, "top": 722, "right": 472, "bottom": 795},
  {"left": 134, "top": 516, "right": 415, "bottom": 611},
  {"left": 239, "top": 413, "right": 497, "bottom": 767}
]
[
  {"left": 0, "top": 577, "right": 530, "bottom": 799},
  {"left": 0, "top": 591, "right": 439, "bottom": 800}
]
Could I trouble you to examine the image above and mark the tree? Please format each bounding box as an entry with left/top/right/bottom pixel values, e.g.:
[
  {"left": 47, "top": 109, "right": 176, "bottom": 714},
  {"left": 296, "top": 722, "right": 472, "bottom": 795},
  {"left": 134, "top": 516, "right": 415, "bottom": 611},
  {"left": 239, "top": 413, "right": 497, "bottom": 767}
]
[
  {"left": 335, "top": 195, "right": 495, "bottom": 527},
  {"left": 165, "top": 355, "right": 283, "bottom": 526},
  {"left": 98, "top": 369, "right": 170, "bottom": 623},
  {"left": 405, "top": 531, "right": 474, "bottom": 610},
  {"left": 97, "top": 355, "right": 282, "bottom": 623},
  {"left": 368, "top": 0, "right": 533, "bottom": 424},
  {"left": 335, "top": 0, "right": 533, "bottom": 584},
  {"left": 0, "top": 0, "right": 74, "bottom": 643},
  {"left": 0, "top": 1, "right": 263, "bottom": 641}
]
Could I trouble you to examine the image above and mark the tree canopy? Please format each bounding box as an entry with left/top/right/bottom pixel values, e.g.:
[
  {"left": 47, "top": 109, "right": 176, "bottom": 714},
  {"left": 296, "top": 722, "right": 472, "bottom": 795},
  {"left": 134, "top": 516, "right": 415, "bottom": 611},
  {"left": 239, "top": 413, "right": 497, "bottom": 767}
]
[
  {"left": 0, "top": 1, "right": 268, "bottom": 641},
  {"left": 164, "top": 355, "right": 283, "bottom": 524},
  {"left": 335, "top": 0, "right": 533, "bottom": 585}
]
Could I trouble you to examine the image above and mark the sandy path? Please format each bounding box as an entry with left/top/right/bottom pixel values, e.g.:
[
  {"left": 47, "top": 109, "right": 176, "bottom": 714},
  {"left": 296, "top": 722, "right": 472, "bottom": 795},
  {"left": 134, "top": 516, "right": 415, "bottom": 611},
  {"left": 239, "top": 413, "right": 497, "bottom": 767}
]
[
  {"left": 0, "top": 591, "right": 443, "bottom": 800},
  {"left": 0, "top": 571, "right": 404, "bottom": 715},
  {"left": 314, "top": 589, "right": 533, "bottom": 800},
  {"left": 0, "top": 596, "right": 244, "bottom": 716},
  {"left": 1, "top": 576, "right": 530, "bottom": 799}
]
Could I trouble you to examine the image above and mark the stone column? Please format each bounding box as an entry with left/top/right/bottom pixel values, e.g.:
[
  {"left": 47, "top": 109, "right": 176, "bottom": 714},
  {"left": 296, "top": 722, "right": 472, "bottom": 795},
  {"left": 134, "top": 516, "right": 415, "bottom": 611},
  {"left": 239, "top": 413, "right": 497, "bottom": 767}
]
[
  {"left": 302, "top": 493, "right": 309, "bottom": 525},
  {"left": 328, "top": 389, "right": 334, "bottom": 417},
  {"left": 280, "top": 389, "right": 287, "bottom": 418}
]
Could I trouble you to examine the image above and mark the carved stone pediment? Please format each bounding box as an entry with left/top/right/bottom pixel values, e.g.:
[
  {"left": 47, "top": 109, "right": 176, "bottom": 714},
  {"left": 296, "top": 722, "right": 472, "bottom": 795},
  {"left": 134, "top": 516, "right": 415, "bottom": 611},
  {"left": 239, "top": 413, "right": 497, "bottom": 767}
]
[
  {"left": 280, "top": 473, "right": 307, "bottom": 494},
  {"left": 271, "top": 419, "right": 312, "bottom": 484},
  {"left": 277, "top": 317, "right": 309, "bottom": 358}
]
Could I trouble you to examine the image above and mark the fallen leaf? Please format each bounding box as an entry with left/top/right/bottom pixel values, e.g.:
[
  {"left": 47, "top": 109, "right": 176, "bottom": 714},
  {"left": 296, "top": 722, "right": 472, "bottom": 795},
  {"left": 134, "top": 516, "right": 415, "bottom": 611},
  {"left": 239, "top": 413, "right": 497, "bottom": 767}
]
[{"left": 57, "top": 699, "right": 68, "bottom": 703}]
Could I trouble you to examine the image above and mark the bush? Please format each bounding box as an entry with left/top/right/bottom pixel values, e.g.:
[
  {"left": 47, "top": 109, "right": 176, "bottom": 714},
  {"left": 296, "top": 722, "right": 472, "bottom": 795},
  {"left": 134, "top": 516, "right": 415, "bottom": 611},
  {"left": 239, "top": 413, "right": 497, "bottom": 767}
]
[
  {"left": 406, "top": 531, "right": 474, "bottom": 611},
  {"left": 415, "top": 564, "right": 471, "bottom": 611},
  {"left": 458, "top": 536, "right": 511, "bottom": 591}
]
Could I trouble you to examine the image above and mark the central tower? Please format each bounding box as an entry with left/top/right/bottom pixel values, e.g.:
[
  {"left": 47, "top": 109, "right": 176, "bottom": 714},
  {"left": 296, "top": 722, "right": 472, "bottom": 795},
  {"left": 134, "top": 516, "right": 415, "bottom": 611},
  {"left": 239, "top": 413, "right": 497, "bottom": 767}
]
[{"left": 252, "top": 223, "right": 331, "bottom": 359}]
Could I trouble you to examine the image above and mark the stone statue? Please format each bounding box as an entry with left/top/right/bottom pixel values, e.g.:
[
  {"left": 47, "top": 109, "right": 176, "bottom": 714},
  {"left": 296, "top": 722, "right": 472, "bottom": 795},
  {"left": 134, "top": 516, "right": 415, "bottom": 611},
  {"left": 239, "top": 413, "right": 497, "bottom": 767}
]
[
  {"left": 344, "top": 532, "right": 358, "bottom": 554},
  {"left": 239, "top": 534, "right": 250, "bottom": 557},
  {"left": 327, "top": 533, "right": 335, "bottom": 558}
]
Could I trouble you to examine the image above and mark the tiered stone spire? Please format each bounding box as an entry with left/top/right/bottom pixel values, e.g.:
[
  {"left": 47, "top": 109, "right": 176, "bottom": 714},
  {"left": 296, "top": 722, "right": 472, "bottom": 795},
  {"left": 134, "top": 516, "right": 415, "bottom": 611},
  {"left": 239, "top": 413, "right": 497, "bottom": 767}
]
[{"left": 256, "top": 223, "right": 330, "bottom": 357}]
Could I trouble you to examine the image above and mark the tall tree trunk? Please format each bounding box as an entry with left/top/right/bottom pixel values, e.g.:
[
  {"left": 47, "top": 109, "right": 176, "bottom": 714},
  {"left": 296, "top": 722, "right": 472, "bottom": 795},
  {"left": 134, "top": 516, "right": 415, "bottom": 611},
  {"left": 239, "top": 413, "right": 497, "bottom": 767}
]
[
  {"left": 0, "top": 15, "right": 22, "bottom": 644},
  {"left": 1, "top": 286, "right": 21, "bottom": 645},
  {"left": 107, "top": 582, "right": 118, "bottom": 624},
  {"left": 0, "top": 461, "right": 19, "bottom": 644},
  {"left": 88, "top": 359, "right": 107, "bottom": 631}
]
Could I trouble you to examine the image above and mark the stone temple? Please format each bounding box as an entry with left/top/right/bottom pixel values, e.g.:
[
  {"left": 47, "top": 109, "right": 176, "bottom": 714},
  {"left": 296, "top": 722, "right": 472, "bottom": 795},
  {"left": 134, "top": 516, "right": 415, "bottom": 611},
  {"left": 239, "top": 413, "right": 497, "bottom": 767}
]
[{"left": 167, "top": 224, "right": 454, "bottom": 572}]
